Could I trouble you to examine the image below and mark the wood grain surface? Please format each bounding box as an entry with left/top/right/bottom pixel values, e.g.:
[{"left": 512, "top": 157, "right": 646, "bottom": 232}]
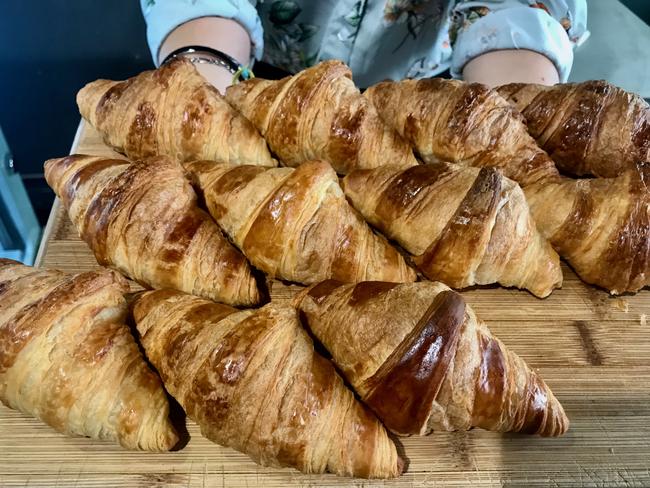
[{"left": 2, "top": 122, "right": 649, "bottom": 487}]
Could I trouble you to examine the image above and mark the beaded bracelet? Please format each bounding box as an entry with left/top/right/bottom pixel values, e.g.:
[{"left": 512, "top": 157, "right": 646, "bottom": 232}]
[{"left": 161, "top": 45, "right": 254, "bottom": 82}]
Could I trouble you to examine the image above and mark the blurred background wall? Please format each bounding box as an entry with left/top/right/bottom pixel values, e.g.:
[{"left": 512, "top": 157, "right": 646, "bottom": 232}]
[
  {"left": 0, "top": 0, "right": 152, "bottom": 226},
  {"left": 0, "top": 0, "right": 648, "bottom": 233}
]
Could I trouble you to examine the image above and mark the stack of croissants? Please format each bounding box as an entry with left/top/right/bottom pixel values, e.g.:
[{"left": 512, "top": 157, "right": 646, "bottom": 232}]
[{"left": 1, "top": 58, "right": 648, "bottom": 479}]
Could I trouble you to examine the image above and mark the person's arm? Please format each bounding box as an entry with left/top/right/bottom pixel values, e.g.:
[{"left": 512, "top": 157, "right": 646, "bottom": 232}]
[
  {"left": 140, "top": 0, "right": 264, "bottom": 93},
  {"left": 158, "top": 17, "right": 251, "bottom": 93},
  {"left": 450, "top": 1, "right": 588, "bottom": 86},
  {"left": 463, "top": 49, "right": 559, "bottom": 87}
]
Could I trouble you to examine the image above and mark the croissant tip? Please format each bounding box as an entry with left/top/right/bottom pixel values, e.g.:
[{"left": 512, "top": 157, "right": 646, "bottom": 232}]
[
  {"left": 529, "top": 378, "right": 570, "bottom": 437},
  {"left": 544, "top": 398, "right": 570, "bottom": 437}
]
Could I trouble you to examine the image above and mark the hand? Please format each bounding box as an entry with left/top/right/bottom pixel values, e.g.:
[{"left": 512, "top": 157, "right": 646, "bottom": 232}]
[
  {"left": 462, "top": 49, "right": 560, "bottom": 87},
  {"left": 159, "top": 17, "right": 251, "bottom": 94},
  {"left": 192, "top": 62, "right": 236, "bottom": 95}
]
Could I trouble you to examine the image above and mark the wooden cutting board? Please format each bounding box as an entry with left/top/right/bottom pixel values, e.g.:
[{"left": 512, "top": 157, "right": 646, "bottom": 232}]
[{"left": 2, "top": 122, "right": 649, "bottom": 487}]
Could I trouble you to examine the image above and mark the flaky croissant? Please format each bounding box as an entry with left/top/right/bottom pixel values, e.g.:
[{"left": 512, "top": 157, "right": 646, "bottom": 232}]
[
  {"left": 77, "top": 58, "right": 276, "bottom": 167},
  {"left": 365, "top": 78, "right": 560, "bottom": 187},
  {"left": 132, "top": 289, "right": 402, "bottom": 478},
  {"left": 185, "top": 159, "right": 416, "bottom": 284},
  {"left": 0, "top": 259, "right": 178, "bottom": 451},
  {"left": 342, "top": 163, "right": 562, "bottom": 297},
  {"left": 498, "top": 80, "right": 650, "bottom": 177},
  {"left": 44, "top": 154, "right": 260, "bottom": 306},
  {"left": 364, "top": 78, "right": 649, "bottom": 294},
  {"left": 295, "top": 280, "right": 569, "bottom": 437},
  {"left": 225, "top": 60, "right": 418, "bottom": 174},
  {"left": 524, "top": 162, "right": 650, "bottom": 294}
]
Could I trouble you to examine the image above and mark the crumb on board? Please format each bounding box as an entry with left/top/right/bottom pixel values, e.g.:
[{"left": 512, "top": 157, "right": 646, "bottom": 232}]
[
  {"left": 612, "top": 298, "right": 629, "bottom": 313},
  {"left": 641, "top": 314, "right": 647, "bottom": 326}
]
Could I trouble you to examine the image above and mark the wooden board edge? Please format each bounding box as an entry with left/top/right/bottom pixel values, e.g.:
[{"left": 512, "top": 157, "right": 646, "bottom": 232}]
[
  {"left": 34, "top": 198, "right": 61, "bottom": 266},
  {"left": 35, "top": 120, "right": 85, "bottom": 266}
]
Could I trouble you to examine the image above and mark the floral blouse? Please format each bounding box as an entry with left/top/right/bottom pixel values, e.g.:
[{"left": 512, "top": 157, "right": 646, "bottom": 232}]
[{"left": 141, "top": 0, "right": 587, "bottom": 87}]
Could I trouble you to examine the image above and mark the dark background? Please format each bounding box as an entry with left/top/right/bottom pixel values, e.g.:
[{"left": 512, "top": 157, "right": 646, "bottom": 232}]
[
  {"left": 0, "top": 0, "right": 152, "bottom": 224},
  {"left": 1, "top": 0, "right": 649, "bottom": 225}
]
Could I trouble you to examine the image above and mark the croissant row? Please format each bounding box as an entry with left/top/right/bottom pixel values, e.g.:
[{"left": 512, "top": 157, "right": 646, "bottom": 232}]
[
  {"left": 342, "top": 163, "right": 562, "bottom": 297},
  {"left": 77, "top": 58, "right": 276, "bottom": 167},
  {"left": 132, "top": 289, "right": 402, "bottom": 478},
  {"left": 0, "top": 259, "right": 178, "bottom": 451},
  {"left": 185, "top": 159, "right": 416, "bottom": 285},
  {"left": 498, "top": 80, "right": 650, "bottom": 177},
  {"left": 225, "top": 60, "right": 419, "bottom": 174},
  {"left": 295, "top": 280, "right": 569, "bottom": 437},
  {"left": 44, "top": 154, "right": 261, "bottom": 306},
  {"left": 363, "top": 76, "right": 649, "bottom": 295}
]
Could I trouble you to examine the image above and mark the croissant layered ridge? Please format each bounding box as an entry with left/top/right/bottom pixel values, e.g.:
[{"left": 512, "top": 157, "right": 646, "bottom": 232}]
[
  {"left": 225, "top": 60, "right": 418, "bottom": 174},
  {"left": 499, "top": 80, "right": 650, "bottom": 178},
  {"left": 132, "top": 289, "right": 402, "bottom": 478},
  {"left": 185, "top": 159, "right": 416, "bottom": 285},
  {"left": 0, "top": 259, "right": 178, "bottom": 451},
  {"left": 295, "top": 280, "right": 569, "bottom": 437},
  {"left": 342, "top": 163, "right": 562, "bottom": 297},
  {"left": 77, "top": 58, "right": 276, "bottom": 167},
  {"left": 365, "top": 78, "right": 561, "bottom": 187},
  {"left": 44, "top": 154, "right": 260, "bottom": 306}
]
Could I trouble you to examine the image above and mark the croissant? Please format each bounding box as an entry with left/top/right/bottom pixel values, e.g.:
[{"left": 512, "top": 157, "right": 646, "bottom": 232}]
[
  {"left": 77, "top": 58, "right": 276, "bottom": 167},
  {"left": 294, "top": 280, "right": 569, "bottom": 437},
  {"left": 342, "top": 163, "right": 562, "bottom": 297},
  {"left": 225, "top": 60, "right": 418, "bottom": 174},
  {"left": 185, "top": 159, "right": 416, "bottom": 284},
  {"left": 364, "top": 78, "right": 561, "bottom": 187},
  {"left": 524, "top": 162, "right": 650, "bottom": 294},
  {"left": 0, "top": 259, "right": 178, "bottom": 451},
  {"left": 132, "top": 289, "right": 402, "bottom": 478},
  {"left": 498, "top": 80, "right": 650, "bottom": 177},
  {"left": 364, "top": 78, "right": 649, "bottom": 294},
  {"left": 44, "top": 154, "right": 260, "bottom": 306}
]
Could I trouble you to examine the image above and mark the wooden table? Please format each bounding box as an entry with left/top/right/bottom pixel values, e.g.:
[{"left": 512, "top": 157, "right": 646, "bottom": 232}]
[{"left": 2, "top": 122, "right": 649, "bottom": 487}]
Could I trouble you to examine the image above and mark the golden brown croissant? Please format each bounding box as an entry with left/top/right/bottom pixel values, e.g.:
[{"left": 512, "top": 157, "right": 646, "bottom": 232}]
[
  {"left": 524, "top": 162, "right": 650, "bottom": 294},
  {"left": 77, "top": 58, "right": 276, "bottom": 167},
  {"left": 185, "top": 159, "right": 416, "bottom": 284},
  {"left": 225, "top": 60, "right": 418, "bottom": 174},
  {"left": 0, "top": 259, "right": 178, "bottom": 451},
  {"left": 498, "top": 80, "right": 650, "bottom": 177},
  {"left": 364, "top": 78, "right": 649, "bottom": 294},
  {"left": 294, "top": 280, "right": 569, "bottom": 437},
  {"left": 132, "top": 289, "right": 402, "bottom": 478},
  {"left": 342, "top": 163, "right": 562, "bottom": 297},
  {"left": 365, "top": 78, "right": 561, "bottom": 187},
  {"left": 44, "top": 154, "right": 260, "bottom": 306}
]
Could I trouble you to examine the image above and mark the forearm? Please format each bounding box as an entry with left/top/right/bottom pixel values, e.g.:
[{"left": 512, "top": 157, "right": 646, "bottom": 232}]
[
  {"left": 463, "top": 49, "right": 560, "bottom": 87},
  {"left": 159, "top": 17, "right": 252, "bottom": 93}
]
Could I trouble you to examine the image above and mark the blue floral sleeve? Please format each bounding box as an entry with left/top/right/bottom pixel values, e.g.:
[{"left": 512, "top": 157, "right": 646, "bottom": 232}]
[
  {"left": 140, "top": 0, "right": 265, "bottom": 65},
  {"left": 449, "top": 0, "right": 588, "bottom": 82}
]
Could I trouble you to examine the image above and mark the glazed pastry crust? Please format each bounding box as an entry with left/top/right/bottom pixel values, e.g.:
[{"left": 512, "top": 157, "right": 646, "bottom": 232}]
[
  {"left": 77, "top": 58, "right": 276, "bottom": 167},
  {"left": 342, "top": 163, "right": 562, "bottom": 297},
  {"left": 44, "top": 154, "right": 260, "bottom": 306},
  {"left": 499, "top": 81, "right": 650, "bottom": 177},
  {"left": 365, "top": 78, "right": 560, "bottom": 187},
  {"left": 0, "top": 259, "right": 178, "bottom": 451},
  {"left": 225, "top": 60, "right": 418, "bottom": 174},
  {"left": 524, "top": 163, "right": 650, "bottom": 294},
  {"left": 132, "top": 289, "right": 402, "bottom": 478},
  {"left": 185, "top": 159, "right": 416, "bottom": 285},
  {"left": 295, "top": 280, "right": 569, "bottom": 437}
]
